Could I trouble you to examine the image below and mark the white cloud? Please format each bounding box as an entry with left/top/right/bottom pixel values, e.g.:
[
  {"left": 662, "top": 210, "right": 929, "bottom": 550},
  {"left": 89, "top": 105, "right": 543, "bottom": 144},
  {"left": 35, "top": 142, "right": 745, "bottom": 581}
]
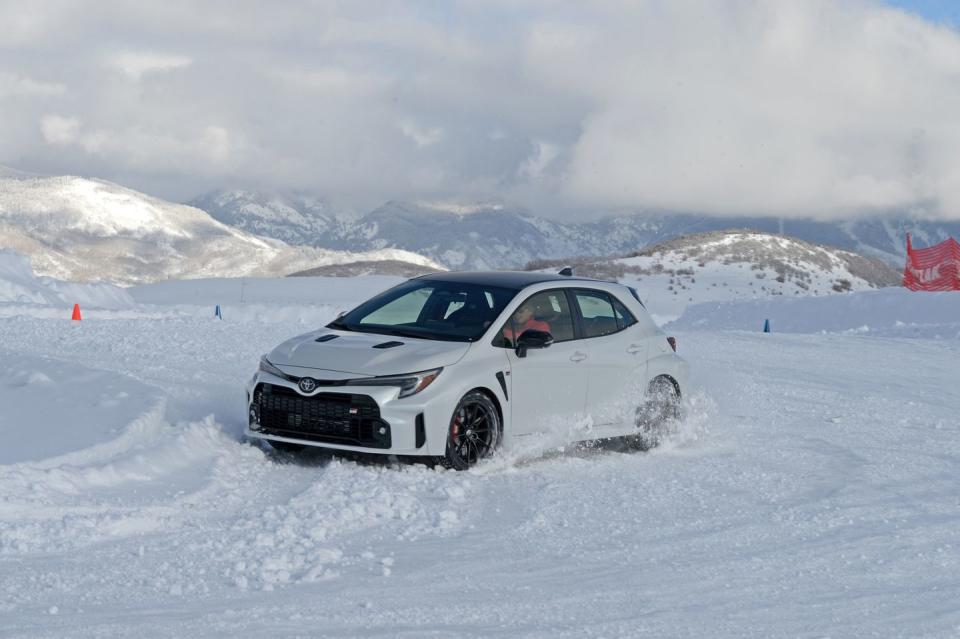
[
  {"left": 399, "top": 120, "right": 444, "bottom": 148},
  {"left": 518, "top": 140, "right": 559, "bottom": 181},
  {"left": 270, "top": 66, "right": 388, "bottom": 98},
  {"left": 38, "top": 114, "right": 239, "bottom": 175},
  {"left": 7, "top": 1, "right": 960, "bottom": 219},
  {"left": 40, "top": 115, "right": 81, "bottom": 145},
  {"left": 0, "top": 73, "right": 65, "bottom": 98},
  {"left": 200, "top": 126, "right": 232, "bottom": 165},
  {"left": 535, "top": 1, "right": 960, "bottom": 218},
  {"left": 107, "top": 51, "right": 192, "bottom": 80}
]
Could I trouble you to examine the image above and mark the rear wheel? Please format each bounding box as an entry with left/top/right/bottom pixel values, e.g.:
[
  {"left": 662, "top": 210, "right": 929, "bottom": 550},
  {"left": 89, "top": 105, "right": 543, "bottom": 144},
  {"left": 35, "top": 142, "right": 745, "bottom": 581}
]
[
  {"left": 628, "top": 377, "right": 680, "bottom": 451},
  {"left": 441, "top": 391, "right": 501, "bottom": 470}
]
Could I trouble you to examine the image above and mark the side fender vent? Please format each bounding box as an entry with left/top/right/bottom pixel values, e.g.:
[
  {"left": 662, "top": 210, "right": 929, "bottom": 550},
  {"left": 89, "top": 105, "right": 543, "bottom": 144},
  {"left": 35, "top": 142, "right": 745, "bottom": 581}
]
[
  {"left": 372, "top": 341, "right": 404, "bottom": 349},
  {"left": 495, "top": 371, "right": 509, "bottom": 401},
  {"left": 415, "top": 413, "right": 426, "bottom": 448}
]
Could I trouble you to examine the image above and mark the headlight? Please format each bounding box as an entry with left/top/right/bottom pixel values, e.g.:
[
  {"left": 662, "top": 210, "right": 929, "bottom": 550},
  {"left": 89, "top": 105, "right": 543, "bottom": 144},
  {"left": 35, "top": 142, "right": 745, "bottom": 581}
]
[
  {"left": 259, "top": 355, "right": 291, "bottom": 380},
  {"left": 349, "top": 368, "right": 443, "bottom": 398}
]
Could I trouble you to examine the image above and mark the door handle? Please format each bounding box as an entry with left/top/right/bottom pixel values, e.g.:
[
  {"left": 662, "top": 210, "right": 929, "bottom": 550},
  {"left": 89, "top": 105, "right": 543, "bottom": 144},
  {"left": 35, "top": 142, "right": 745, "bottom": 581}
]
[
  {"left": 570, "top": 351, "right": 587, "bottom": 363},
  {"left": 627, "top": 344, "right": 644, "bottom": 355}
]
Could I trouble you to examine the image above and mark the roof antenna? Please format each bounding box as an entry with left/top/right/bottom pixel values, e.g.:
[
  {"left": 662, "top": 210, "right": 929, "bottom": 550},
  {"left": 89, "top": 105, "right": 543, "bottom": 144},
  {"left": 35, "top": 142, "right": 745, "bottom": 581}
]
[{"left": 558, "top": 266, "right": 573, "bottom": 277}]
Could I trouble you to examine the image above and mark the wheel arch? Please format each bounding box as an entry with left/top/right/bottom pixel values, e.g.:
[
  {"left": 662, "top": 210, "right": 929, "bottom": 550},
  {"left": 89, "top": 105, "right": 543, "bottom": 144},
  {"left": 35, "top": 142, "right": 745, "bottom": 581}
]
[
  {"left": 650, "top": 373, "right": 681, "bottom": 399},
  {"left": 466, "top": 385, "right": 504, "bottom": 429}
]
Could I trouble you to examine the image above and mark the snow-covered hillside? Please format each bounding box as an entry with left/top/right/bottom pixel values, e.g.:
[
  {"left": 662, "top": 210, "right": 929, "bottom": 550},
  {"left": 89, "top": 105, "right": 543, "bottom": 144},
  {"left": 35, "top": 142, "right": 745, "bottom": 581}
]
[
  {"left": 195, "top": 194, "right": 610, "bottom": 270},
  {"left": 193, "top": 188, "right": 960, "bottom": 270},
  {"left": 0, "top": 249, "right": 133, "bottom": 308},
  {"left": 189, "top": 190, "right": 369, "bottom": 247},
  {"left": 1, "top": 268, "right": 959, "bottom": 637},
  {"left": 534, "top": 230, "right": 900, "bottom": 321},
  {"left": 0, "top": 175, "right": 440, "bottom": 285}
]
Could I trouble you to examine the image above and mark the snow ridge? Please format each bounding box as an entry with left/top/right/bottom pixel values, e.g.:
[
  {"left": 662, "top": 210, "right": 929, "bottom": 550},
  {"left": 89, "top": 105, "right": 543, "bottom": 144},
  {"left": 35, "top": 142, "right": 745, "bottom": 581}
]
[
  {"left": 193, "top": 189, "right": 960, "bottom": 270},
  {"left": 530, "top": 230, "right": 901, "bottom": 321}
]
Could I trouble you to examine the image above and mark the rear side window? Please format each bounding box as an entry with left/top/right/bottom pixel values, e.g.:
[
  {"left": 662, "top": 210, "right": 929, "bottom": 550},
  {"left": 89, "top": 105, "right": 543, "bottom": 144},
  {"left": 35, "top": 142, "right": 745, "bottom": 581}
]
[
  {"left": 573, "top": 290, "right": 620, "bottom": 338},
  {"left": 612, "top": 296, "right": 637, "bottom": 330}
]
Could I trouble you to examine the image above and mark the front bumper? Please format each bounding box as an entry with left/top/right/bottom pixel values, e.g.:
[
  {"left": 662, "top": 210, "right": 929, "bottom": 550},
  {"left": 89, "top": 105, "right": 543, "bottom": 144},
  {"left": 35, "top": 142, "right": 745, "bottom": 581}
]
[{"left": 245, "top": 372, "right": 437, "bottom": 456}]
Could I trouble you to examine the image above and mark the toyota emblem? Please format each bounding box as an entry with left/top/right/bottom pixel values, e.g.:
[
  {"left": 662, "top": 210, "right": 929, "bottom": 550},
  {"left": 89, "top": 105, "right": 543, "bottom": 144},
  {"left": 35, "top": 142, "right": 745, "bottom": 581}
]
[{"left": 298, "top": 377, "right": 317, "bottom": 393}]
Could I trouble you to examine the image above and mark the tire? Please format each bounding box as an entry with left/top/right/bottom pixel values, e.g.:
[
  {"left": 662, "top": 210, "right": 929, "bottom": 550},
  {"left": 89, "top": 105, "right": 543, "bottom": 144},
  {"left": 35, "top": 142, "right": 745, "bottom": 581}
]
[
  {"left": 628, "top": 377, "right": 680, "bottom": 451},
  {"left": 440, "top": 391, "right": 501, "bottom": 470},
  {"left": 269, "top": 440, "right": 306, "bottom": 454}
]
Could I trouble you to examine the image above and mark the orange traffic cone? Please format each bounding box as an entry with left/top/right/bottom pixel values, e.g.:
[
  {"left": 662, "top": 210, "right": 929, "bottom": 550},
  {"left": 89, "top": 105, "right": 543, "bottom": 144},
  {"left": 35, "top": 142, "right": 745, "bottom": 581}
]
[{"left": 71, "top": 303, "right": 82, "bottom": 321}]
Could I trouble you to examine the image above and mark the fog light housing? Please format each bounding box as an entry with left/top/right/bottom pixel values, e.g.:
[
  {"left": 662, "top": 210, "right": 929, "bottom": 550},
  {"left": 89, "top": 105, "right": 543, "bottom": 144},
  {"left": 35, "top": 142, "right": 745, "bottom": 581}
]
[
  {"left": 249, "top": 396, "right": 261, "bottom": 431},
  {"left": 372, "top": 421, "right": 391, "bottom": 445}
]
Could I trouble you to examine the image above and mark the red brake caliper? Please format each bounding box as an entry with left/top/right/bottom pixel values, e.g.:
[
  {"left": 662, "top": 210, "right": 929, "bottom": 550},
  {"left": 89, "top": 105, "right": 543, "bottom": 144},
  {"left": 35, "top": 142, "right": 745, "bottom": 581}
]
[{"left": 452, "top": 412, "right": 462, "bottom": 443}]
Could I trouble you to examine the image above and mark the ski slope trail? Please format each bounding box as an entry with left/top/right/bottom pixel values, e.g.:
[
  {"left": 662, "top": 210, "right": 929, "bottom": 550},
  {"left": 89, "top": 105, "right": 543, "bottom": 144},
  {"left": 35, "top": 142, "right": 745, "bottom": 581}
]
[{"left": 1, "top": 310, "right": 959, "bottom": 637}]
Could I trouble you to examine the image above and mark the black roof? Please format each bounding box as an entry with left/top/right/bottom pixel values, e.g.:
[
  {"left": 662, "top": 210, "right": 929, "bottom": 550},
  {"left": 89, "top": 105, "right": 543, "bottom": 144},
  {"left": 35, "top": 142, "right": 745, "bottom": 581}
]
[{"left": 416, "top": 270, "right": 604, "bottom": 290}]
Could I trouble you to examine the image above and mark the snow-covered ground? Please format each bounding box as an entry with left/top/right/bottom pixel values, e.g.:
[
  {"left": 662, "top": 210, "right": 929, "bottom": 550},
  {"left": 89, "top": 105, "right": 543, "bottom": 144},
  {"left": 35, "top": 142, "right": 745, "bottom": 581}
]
[
  {"left": 2, "top": 263, "right": 960, "bottom": 637},
  {"left": 669, "top": 287, "right": 960, "bottom": 338}
]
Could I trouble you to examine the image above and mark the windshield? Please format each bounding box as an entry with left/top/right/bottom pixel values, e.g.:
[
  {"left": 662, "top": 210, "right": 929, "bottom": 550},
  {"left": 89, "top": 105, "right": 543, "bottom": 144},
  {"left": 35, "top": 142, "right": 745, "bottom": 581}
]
[{"left": 329, "top": 279, "right": 518, "bottom": 342}]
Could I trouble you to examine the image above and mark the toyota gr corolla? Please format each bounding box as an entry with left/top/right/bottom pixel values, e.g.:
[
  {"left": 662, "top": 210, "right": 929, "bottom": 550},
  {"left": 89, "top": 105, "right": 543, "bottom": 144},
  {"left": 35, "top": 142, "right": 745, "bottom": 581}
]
[{"left": 246, "top": 271, "right": 689, "bottom": 469}]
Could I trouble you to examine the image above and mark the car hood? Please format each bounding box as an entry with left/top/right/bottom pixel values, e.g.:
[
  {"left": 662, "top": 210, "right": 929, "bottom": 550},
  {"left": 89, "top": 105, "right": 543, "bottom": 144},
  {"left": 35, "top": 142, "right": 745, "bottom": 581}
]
[{"left": 267, "top": 330, "right": 471, "bottom": 376}]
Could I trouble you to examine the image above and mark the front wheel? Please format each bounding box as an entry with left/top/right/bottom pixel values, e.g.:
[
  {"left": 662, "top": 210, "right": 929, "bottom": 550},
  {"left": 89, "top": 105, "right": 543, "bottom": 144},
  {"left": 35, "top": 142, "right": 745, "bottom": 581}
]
[
  {"left": 628, "top": 377, "right": 680, "bottom": 451},
  {"left": 441, "top": 391, "right": 501, "bottom": 470}
]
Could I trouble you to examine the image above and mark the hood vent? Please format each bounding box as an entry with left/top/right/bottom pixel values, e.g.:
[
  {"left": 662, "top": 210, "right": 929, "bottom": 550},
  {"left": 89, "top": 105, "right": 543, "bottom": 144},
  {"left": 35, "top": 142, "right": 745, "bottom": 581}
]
[
  {"left": 372, "top": 341, "right": 404, "bottom": 349},
  {"left": 315, "top": 334, "right": 339, "bottom": 342}
]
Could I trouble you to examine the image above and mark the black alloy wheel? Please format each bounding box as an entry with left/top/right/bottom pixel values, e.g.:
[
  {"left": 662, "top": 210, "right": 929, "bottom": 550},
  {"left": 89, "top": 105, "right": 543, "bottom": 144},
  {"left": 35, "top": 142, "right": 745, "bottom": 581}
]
[
  {"left": 629, "top": 376, "right": 680, "bottom": 451},
  {"left": 441, "top": 391, "right": 501, "bottom": 470}
]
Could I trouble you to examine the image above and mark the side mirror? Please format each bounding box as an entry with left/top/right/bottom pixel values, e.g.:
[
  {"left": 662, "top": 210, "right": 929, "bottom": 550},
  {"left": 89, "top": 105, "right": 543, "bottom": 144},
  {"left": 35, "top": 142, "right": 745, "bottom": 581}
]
[{"left": 515, "top": 329, "right": 554, "bottom": 358}]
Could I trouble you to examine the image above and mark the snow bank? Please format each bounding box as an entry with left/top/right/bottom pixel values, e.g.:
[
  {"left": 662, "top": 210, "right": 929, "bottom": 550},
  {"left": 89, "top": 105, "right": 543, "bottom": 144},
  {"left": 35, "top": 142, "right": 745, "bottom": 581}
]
[
  {"left": 669, "top": 286, "right": 960, "bottom": 338},
  {"left": 0, "top": 350, "right": 164, "bottom": 465},
  {"left": 0, "top": 251, "right": 399, "bottom": 323},
  {"left": 129, "top": 275, "right": 401, "bottom": 307},
  {"left": 0, "top": 249, "right": 133, "bottom": 308},
  {"left": 127, "top": 275, "right": 402, "bottom": 324}
]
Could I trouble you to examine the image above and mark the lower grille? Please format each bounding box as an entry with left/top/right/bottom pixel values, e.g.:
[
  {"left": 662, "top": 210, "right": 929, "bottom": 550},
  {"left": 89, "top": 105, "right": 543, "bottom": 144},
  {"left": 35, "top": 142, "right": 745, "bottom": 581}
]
[{"left": 253, "top": 383, "right": 391, "bottom": 449}]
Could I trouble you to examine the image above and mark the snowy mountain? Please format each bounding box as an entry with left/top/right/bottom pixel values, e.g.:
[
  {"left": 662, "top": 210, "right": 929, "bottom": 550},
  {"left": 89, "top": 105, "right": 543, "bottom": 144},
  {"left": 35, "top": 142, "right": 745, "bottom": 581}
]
[
  {"left": 0, "top": 175, "right": 440, "bottom": 285},
  {"left": 192, "top": 194, "right": 596, "bottom": 270},
  {"left": 531, "top": 230, "right": 901, "bottom": 321},
  {"left": 192, "top": 189, "right": 960, "bottom": 270},
  {"left": 188, "top": 190, "right": 370, "bottom": 247}
]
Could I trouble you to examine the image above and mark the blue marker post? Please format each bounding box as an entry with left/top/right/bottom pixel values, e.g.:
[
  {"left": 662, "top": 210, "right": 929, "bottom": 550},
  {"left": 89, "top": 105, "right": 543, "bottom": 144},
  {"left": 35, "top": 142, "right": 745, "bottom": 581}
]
[
  {"left": 763, "top": 319, "right": 770, "bottom": 333},
  {"left": 215, "top": 304, "right": 222, "bottom": 320}
]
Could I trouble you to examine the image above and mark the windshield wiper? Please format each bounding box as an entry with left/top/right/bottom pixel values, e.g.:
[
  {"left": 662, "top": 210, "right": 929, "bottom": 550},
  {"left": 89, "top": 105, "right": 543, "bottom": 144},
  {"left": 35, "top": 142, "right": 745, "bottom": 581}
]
[
  {"left": 326, "top": 320, "right": 354, "bottom": 331},
  {"left": 379, "top": 328, "right": 435, "bottom": 340},
  {"left": 358, "top": 326, "right": 469, "bottom": 342}
]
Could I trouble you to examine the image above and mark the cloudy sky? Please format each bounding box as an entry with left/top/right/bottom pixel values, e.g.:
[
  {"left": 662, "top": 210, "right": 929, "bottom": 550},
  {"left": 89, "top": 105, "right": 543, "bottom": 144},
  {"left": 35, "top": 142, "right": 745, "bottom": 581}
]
[{"left": 2, "top": 0, "right": 960, "bottom": 220}]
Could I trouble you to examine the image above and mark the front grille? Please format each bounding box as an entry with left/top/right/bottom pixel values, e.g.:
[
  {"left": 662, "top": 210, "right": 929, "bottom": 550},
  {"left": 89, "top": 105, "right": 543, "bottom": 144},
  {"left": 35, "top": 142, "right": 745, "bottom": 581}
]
[{"left": 253, "top": 383, "right": 391, "bottom": 449}]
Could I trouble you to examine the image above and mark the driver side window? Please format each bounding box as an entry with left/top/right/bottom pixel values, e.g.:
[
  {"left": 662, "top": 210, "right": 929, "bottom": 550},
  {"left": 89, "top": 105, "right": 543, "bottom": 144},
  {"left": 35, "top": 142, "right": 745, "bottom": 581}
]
[{"left": 494, "top": 290, "right": 575, "bottom": 348}]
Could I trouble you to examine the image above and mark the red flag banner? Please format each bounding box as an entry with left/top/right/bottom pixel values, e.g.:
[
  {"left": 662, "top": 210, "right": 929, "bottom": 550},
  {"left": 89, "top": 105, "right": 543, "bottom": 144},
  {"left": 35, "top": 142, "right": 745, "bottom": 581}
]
[{"left": 903, "top": 234, "right": 960, "bottom": 291}]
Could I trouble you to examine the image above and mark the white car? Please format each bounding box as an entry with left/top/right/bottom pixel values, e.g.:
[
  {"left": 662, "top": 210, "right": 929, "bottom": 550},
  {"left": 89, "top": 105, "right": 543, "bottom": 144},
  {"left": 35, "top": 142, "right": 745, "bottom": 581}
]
[{"left": 246, "top": 271, "right": 689, "bottom": 469}]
